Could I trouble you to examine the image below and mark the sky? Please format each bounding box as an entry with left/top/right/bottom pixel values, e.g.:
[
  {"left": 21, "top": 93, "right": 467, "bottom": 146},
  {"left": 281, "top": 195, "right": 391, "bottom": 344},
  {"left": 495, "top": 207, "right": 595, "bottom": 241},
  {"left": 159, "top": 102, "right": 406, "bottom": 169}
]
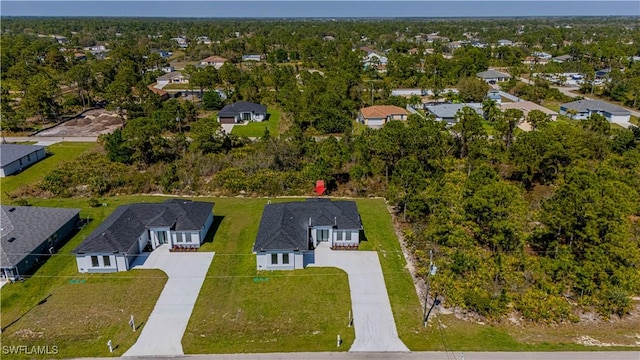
[{"left": 1, "top": 1, "right": 639, "bottom": 18}]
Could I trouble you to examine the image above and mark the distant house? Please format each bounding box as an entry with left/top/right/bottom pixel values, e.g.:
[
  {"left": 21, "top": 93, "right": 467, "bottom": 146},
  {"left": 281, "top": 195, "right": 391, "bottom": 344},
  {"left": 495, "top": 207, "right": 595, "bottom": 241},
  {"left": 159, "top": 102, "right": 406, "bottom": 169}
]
[
  {"left": 196, "top": 36, "right": 212, "bottom": 45},
  {"left": 156, "top": 71, "right": 189, "bottom": 87},
  {"left": 559, "top": 99, "right": 630, "bottom": 122},
  {"left": 425, "top": 103, "right": 483, "bottom": 124},
  {"left": 487, "top": 90, "right": 502, "bottom": 104},
  {"left": 497, "top": 39, "right": 513, "bottom": 46},
  {"left": 242, "top": 54, "right": 262, "bottom": 62},
  {"left": 1, "top": 205, "right": 80, "bottom": 281},
  {"left": 148, "top": 85, "right": 169, "bottom": 101},
  {"left": 253, "top": 199, "right": 363, "bottom": 271},
  {"left": 532, "top": 51, "right": 552, "bottom": 60},
  {"left": 476, "top": 69, "right": 511, "bottom": 83},
  {"left": 391, "top": 88, "right": 427, "bottom": 97},
  {"left": 358, "top": 105, "right": 409, "bottom": 128},
  {"left": 151, "top": 49, "right": 173, "bottom": 58},
  {"left": 171, "top": 37, "right": 188, "bottom": 48},
  {"left": 200, "top": 55, "right": 228, "bottom": 70},
  {"left": 362, "top": 51, "right": 388, "bottom": 72},
  {"left": 500, "top": 101, "right": 559, "bottom": 121},
  {"left": 73, "top": 200, "right": 214, "bottom": 273},
  {"left": 0, "top": 144, "right": 46, "bottom": 177},
  {"left": 595, "top": 68, "right": 611, "bottom": 79},
  {"left": 553, "top": 54, "right": 573, "bottom": 63},
  {"left": 217, "top": 101, "right": 267, "bottom": 124},
  {"left": 323, "top": 35, "right": 335, "bottom": 41}
]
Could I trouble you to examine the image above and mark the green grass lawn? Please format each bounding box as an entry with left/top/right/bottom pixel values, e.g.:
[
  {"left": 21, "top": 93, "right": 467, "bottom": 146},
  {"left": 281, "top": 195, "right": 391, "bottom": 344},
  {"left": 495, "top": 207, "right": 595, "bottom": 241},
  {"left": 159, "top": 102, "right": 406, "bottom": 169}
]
[
  {"left": 0, "top": 196, "right": 168, "bottom": 358},
  {"left": 1, "top": 142, "right": 97, "bottom": 203},
  {"left": 183, "top": 198, "right": 354, "bottom": 353},
  {"left": 630, "top": 115, "right": 639, "bottom": 126},
  {"left": 231, "top": 109, "right": 281, "bottom": 137}
]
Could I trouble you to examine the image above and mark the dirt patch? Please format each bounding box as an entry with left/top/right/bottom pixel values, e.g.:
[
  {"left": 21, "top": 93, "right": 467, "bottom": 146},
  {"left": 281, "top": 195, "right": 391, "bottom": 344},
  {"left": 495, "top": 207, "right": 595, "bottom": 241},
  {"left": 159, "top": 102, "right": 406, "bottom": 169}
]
[{"left": 36, "top": 109, "right": 123, "bottom": 137}]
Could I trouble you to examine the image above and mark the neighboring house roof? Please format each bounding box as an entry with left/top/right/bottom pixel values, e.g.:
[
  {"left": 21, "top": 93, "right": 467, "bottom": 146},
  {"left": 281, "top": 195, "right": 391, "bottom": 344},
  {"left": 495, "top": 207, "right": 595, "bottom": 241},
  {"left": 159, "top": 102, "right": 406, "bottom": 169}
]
[
  {"left": 0, "top": 144, "right": 45, "bottom": 167},
  {"left": 1, "top": 205, "right": 80, "bottom": 268},
  {"left": 218, "top": 101, "right": 267, "bottom": 117},
  {"left": 73, "top": 200, "right": 214, "bottom": 254},
  {"left": 553, "top": 54, "right": 573, "bottom": 62},
  {"left": 560, "top": 99, "right": 630, "bottom": 116},
  {"left": 360, "top": 105, "right": 408, "bottom": 119},
  {"left": 157, "top": 71, "right": 183, "bottom": 81},
  {"left": 476, "top": 70, "right": 511, "bottom": 79},
  {"left": 201, "top": 55, "right": 227, "bottom": 63},
  {"left": 500, "top": 101, "right": 559, "bottom": 116},
  {"left": 148, "top": 84, "right": 168, "bottom": 97},
  {"left": 242, "top": 54, "right": 262, "bottom": 61},
  {"left": 253, "top": 199, "right": 362, "bottom": 252},
  {"left": 426, "top": 103, "right": 483, "bottom": 119}
]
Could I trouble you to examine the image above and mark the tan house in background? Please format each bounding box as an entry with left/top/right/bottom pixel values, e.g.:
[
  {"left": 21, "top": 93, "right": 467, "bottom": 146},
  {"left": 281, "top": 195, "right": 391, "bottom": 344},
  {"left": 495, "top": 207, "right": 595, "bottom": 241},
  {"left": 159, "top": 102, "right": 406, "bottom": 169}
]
[
  {"left": 199, "top": 55, "right": 228, "bottom": 70},
  {"left": 358, "top": 105, "right": 409, "bottom": 129}
]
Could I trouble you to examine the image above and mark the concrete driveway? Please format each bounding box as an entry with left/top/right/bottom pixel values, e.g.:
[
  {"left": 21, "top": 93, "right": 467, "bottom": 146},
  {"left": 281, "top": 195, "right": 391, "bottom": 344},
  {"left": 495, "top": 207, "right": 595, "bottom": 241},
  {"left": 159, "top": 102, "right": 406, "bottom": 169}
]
[
  {"left": 310, "top": 245, "right": 409, "bottom": 352},
  {"left": 123, "top": 245, "right": 214, "bottom": 356}
]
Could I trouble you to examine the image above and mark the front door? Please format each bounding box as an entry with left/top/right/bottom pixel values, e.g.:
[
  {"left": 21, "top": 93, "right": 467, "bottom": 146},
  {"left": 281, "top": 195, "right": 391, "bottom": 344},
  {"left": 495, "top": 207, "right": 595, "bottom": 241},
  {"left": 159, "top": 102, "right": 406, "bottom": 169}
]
[
  {"left": 157, "top": 231, "right": 168, "bottom": 244},
  {"left": 317, "top": 229, "right": 329, "bottom": 242}
]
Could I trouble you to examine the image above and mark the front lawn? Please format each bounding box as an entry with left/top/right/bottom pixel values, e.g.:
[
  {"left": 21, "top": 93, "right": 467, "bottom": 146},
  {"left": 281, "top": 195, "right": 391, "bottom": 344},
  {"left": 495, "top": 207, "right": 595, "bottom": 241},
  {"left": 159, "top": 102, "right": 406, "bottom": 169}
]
[
  {"left": 1, "top": 142, "right": 97, "bottom": 202},
  {"left": 0, "top": 196, "right": 167, "bottom": 358},
  {"left": 183, "top": 198, "right": 354, "bottom": 353},
  {"left": 231, "top": 109, "right": 281, "bottom": 137}
]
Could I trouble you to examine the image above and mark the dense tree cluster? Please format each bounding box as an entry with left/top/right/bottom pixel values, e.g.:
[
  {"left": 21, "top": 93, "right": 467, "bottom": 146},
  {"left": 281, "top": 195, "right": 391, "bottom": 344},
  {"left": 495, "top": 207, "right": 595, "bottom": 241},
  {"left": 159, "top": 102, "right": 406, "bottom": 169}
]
[{"left": 2, "top": 17, "right": 640, "bottom": 323}]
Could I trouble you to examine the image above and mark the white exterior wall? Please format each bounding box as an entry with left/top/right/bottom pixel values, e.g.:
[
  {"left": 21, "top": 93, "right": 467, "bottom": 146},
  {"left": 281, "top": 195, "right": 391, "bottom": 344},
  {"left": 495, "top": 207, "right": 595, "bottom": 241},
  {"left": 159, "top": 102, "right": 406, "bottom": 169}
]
[
  {"left": 608, "top": 114, "right": 630, "bottom": 123},
  {"left": 332, "top": 229, "right": 360, "bottom": 246},
  {"left": 199, "top": 211, "right": 214, "bottom": 243},
  {"left": 138, "top": 231, "right": 149, "bottom": 253},
  {"left": 0, "top": 148, "right": 46, "bottom": 177},
  {"left": 365, "top": 118, "right": 385, "bottom": 128},
  {"left": 256, "top": 251, "right": 303, "bottom": 271},
  {"left": 76, "top": 254, "right": 125, "bottom": 273}
]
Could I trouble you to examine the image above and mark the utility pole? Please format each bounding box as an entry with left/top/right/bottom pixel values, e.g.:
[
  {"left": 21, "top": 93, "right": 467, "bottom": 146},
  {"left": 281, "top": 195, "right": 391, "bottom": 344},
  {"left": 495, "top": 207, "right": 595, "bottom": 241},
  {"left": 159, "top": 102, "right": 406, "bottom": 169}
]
[{"left": 422, "top": 249, "right": 434, "bottom": 327}]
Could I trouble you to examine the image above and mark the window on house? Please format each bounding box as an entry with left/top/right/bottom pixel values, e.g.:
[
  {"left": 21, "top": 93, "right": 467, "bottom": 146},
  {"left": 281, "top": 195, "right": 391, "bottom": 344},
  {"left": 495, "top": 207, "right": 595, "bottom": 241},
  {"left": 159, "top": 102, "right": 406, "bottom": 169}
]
[
  {"left": 176, "top": 233, "right": 183, "bottom": 243},
  {"left": 271, "top": 253, "right": 278, "bottom": 265},
  {"left": 19, "top": 159, "right": 23, "bottom": 166},
  {"left": 103, "top": 256, "right": 111, "bottom": 267},
  {"left": 336, "top": 231, "right": 343, "bottom": 241},
  {"left": 345, "top": 231, "right": 352, "bottom": 241},
  {"left": 27, "top": 154, "right": 31, "bottom": 161},
  {"left": 282, "top": 253, "right": 290, "bottom": 265},
  {"left": 185, "top": 233, "right": 192, "bottom": 243},
  {"left": 91, "top": 256, "right": 99, "bottom": 267}
]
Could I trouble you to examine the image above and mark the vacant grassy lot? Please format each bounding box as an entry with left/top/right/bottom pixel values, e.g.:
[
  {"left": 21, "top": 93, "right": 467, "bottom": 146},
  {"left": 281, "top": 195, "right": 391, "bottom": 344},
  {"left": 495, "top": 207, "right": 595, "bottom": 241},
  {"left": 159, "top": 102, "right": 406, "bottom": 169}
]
[
  {"left": 231, "top": 109, "right": 281, "bottom": 137},
  {"left": 184, "top": 198, "right": 354, "bottom": 353},
  {"left": 0, "top": 195, "right": 167, "bottom": 358},
  {"left": 0, "top": 142, "right": 97, "bottom": 202}
]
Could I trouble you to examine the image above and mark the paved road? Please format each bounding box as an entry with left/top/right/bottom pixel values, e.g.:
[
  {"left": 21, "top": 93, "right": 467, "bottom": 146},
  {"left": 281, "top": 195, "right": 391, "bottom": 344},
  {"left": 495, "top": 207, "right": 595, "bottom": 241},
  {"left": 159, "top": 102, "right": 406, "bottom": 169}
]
[
  {"left": 310, "top": 245, "right": 409, "bottom": 352},
  {"left": 2, "top": 136, "right": 99, "bottom": 143},
  {"left": 123, "top": 245, "right": 215, "bottom": 356},
  {"left": 79, "top": 351, "right": 640, "bottom": 360}
]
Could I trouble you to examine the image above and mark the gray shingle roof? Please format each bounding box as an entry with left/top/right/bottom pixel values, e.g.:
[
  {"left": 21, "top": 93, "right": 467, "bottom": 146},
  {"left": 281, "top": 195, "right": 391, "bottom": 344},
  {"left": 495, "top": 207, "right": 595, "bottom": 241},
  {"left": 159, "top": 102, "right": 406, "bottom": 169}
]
[
  {"left": 561, "top": 100, "right": 630, "bottom": 116},
  {"left": 1, "top": 205, "right": 80, "bottom": 268},
  {"left": 218, "top": 101, "right": 266, "bottom": 117},
  {"left": 157, "top": 71, "right": 183, "bottom": 81},
  {"left": 0, "top": 144, "right": 45, "bottom": 167},
  {"left": 476, "top": 70, "right": 511, "bottom": 79},
  {"left": 253, "top": 199, "right": 362, "bottom": 252},
  {"left": 425, "top": 103, "right": 483, "bottom": 119},
  {"left": 73, "top": 200, "right": 214, "bottom": 254}
]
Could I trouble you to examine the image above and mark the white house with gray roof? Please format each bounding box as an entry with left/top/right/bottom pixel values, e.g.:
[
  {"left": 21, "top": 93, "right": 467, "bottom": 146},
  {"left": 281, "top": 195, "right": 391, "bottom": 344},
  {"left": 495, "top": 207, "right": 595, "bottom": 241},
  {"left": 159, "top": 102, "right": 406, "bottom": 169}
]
[
  {"left": 253, "top": 199, "right": 363, "bottom": 271},
  {"left": 1, "top": 205, "right": 80, "bottom": 281},
  {"left": 73, "top": 199, "right": 214, "bottom": 273},
  {"left": 425, "top": 103, "right": 483, "bottom": 124},
  {"left": 559, "top": 100, "right": 630, "bottom": 122},
  {"left": 0, "top": 144, "right": 46, "bottom": 177},
  {"left": 476, "top": 69, "right": 511, "bottom": 83}
]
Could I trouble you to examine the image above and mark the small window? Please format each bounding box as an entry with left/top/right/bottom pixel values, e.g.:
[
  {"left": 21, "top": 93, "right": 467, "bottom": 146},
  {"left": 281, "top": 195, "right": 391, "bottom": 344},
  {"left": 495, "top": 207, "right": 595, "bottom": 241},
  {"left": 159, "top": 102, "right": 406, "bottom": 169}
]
[
  {"left": 27, "top": 154, "right": 31, "bottom": 161},
  {"left": 336, "top": 231, "right": 343, "bottom": 241},
  {"left": 271, "top": 253, "right": 278, "bottom": 265},
  {"left": 19, "top": 159, "right": 23, "bottom": 166},
  {"left": 91, "top": 256, "right": 99, "bottom": 267},
  {"left": 282, "top": 253, "right": 290, "bottom": 265},
  {"left": 103, "top": 256, "right": 111, "bottom": 267},
  {"left": 345, "top": 231, "right": 352, "bottom": 241},
  {"left": 176, "top": 233, "right": 183, "bottom": 243},
  {"left": 185, "top": 233, "right": 192, "bottom": 243}
]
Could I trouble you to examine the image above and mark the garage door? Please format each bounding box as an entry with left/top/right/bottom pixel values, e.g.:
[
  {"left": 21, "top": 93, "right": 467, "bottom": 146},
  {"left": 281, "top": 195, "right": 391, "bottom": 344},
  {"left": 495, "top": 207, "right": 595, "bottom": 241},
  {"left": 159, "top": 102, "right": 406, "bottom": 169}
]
[{"left": 219, "top": 117, "right": 236, "bottom": 124}]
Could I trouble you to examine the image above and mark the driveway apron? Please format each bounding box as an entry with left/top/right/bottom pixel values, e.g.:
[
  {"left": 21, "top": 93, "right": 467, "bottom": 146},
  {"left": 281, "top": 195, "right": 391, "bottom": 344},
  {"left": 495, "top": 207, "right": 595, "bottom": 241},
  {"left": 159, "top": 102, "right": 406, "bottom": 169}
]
[
  {"left": 123, "top": 245, "right": 214, "bottom": 356},
  {"left": 311, "top": 245, "right": 409, "bottom": 352}
]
